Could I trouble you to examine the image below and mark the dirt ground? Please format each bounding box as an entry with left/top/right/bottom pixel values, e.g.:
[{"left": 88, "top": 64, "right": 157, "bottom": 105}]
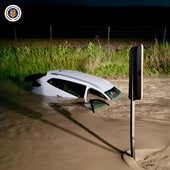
[{"left": 0, "top": 78, "right": 170, "bottom": 170}]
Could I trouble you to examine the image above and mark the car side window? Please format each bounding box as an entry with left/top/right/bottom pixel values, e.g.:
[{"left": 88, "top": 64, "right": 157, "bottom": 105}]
[
  {"left": 87, "top": 88, "right": 107, "bottom": 100},
  {"left": 47, "top": 78, "right": 86, "bottom": 98}
]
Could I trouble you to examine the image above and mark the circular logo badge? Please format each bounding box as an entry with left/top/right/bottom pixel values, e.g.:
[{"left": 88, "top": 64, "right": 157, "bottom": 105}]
[{"left": 4, "top": 4, "right": 22, "bottom": 22}]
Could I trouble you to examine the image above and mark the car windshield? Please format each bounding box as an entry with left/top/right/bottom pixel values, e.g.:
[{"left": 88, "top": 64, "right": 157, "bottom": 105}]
[{"left": 105, "top": 87, "right": 121, "bottom": 100}]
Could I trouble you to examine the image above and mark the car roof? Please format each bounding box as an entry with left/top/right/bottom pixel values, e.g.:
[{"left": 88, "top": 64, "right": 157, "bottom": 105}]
[{"left": 47, "top": 70, "right": 114, "bottom": 92}]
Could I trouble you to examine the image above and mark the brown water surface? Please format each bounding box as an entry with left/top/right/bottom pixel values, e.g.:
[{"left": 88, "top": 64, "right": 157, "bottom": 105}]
[{"left": 0, "top": 78, "right": 170, "bottom": 170}]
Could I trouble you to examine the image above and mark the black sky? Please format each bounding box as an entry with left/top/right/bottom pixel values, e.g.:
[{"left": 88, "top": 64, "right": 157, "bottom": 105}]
[{"left": 0, "top": 1, "right": 170, "bottom": 39}]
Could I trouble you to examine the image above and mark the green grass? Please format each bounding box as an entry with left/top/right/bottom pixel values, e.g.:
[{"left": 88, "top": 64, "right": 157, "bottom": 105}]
[
  {"left": 144, "top": 41, "right": 170, "bottom": 75},
  {"left": 0, "top": 39, "right": 170, "bottom": 81}
]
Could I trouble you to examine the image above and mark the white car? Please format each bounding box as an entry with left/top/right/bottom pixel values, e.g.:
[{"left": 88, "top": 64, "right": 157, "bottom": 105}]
[{"left": 29, "top": 69, "right": 121, "bottom": 103}]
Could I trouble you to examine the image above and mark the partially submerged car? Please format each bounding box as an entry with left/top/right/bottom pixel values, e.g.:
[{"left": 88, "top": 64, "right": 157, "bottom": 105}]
[{"left": 28, "top": 70, "right": 121, "bottom": 104}]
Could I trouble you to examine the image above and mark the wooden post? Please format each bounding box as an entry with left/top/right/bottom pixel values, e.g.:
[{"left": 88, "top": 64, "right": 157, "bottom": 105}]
[
  {"left": 107, "top": 26, "right": 110, "bottom": 51},
  {"left": 50, "top": 25, "right": 53, "bottom": 42},
  {"left": 14, "top": 24, "right": 17, "bottom": 42},
  {"left": 163, "top": 27, "right": 167, "bottom": 44}
]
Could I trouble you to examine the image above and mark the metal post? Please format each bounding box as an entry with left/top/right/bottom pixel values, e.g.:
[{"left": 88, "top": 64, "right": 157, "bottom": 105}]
[
  {"left": 130, "top": 55, "right": 136, "bottom": 160},
  {"left": 129, "top": 44, "right": 143, "bottom": 160},
  {"left": 130, "top": 98, "right": 135, "bottom": 159}
]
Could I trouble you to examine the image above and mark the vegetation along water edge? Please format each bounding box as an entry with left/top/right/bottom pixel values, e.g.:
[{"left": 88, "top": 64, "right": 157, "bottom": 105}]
[{"left": 0, "top": 39, "right": 170, "bottom": 81}]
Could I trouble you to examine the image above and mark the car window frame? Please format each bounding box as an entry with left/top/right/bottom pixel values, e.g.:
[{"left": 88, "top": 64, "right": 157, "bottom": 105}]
[{"left": 47, "top": 78, "right": 86, "bottom": 98}]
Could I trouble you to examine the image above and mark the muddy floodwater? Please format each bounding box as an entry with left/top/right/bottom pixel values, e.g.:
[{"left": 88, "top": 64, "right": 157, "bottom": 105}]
[{"left": 0, "top": 78, "right": 170, "bottom": 170}]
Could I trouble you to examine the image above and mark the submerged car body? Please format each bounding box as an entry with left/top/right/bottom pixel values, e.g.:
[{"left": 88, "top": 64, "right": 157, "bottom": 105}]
[{"left": 30, "top": 70, "right": 121, "bottom": 102}]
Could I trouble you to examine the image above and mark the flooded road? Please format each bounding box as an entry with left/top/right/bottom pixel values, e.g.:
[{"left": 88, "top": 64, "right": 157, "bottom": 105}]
[{"left": 0, "top": 78, "right": 170, "bottom": 170}]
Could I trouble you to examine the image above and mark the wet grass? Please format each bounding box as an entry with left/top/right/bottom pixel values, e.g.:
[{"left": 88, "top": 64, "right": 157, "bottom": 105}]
[{"left": 0, "top": 38, "right": 170, "bottom": 81}]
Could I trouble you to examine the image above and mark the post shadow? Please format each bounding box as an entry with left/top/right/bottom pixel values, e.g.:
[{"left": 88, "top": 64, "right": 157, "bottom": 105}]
[
  {"left": 50, "top": 103, "right": 125, "bottom": 155},
  {"left": 0, "top": 96, "right": 127, "bottom": 154}
]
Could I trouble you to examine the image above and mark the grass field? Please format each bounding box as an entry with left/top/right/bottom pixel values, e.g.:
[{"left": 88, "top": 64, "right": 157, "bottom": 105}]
[{"left": 0, "top": 38, "right": 170, "bottom": 81}]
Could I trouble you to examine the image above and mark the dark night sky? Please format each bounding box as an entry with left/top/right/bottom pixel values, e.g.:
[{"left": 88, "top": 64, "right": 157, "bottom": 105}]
[
  {"left": 1, "top": 0, "right": 170, "bottom": 7},
  {"left": 0, "top": 0, "right": 170, "bottom": 39}
]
